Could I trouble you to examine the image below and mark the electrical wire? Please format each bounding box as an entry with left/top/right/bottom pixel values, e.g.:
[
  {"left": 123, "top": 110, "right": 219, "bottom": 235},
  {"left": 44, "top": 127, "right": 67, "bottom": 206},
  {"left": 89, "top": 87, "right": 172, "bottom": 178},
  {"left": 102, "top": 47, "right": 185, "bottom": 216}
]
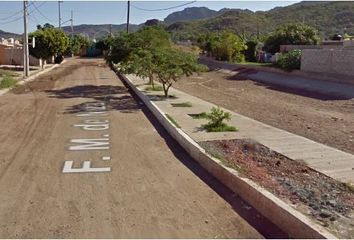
[
  {"left": 32, "top": 1, "right": 55, "bottom": 23},
  {"left": 0, "top": 1, "right": 45, "bottom": 25},
  {"left": 131, "top": 1, "right": 196, "bottom": 12},
  {"left": 0, "top": 2, "right": 34, "bottom": 21}
]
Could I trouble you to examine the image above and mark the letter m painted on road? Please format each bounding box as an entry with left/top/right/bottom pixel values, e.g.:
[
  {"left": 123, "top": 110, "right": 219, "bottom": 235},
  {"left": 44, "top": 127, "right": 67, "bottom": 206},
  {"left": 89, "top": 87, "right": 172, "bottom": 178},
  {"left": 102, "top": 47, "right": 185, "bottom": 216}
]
[{"left": 69, "top": 138, "right": 109, "bottom": 150}]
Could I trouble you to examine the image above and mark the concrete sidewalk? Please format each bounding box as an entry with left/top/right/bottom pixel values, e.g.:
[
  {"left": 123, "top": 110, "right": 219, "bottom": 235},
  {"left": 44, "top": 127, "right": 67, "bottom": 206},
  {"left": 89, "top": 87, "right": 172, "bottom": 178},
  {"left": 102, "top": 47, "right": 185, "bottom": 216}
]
[
  {"left": 128, "top": 75, "right": 354, "bottom": 184},
  {"left": 199, "top": 57, "right": 354, "bottom": 100}
]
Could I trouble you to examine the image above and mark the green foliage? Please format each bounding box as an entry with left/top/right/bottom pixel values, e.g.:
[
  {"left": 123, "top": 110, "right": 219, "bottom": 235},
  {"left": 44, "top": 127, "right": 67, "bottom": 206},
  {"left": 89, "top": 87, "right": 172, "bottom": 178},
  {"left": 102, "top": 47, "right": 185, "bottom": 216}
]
[
  {"left": 276, "top": 49, "right": 302, "bottom": 70},
  {"left": 66, "top": 34, "right": 90, "bottom": 56},
  {"left": 244, "top": 40, "right": 258, "bottom": 62},
  {"left": 29, "top": 27, "right": 69, "bottom": 60},
  {"left": 264, "top": 24, "right": 320, "bottom": 54},
  {"left": 202, "top": 107, "right": 238, "bottom": 132},
  {"left": 145, "top": 85, "right": 163, "bottom": 91},
  {"left": 109, "top": 26, "right": 171, "bottom": 86},
  {"left": 165, "top": 114, "right": 181, "bottom": 128},
  {"left": 154, "top": 48, "right": 203, "bottom": 97},
  {"left": 189, "top": 112, "right": 208, "bottom": 119},
  {"left": 197, "top": 31, "right": 247, "bottom": 62},
  {"left": 166, "top": 2, "right": 354, "bottom": 42},
  {"left": 106, "top": 26, "right": 203, "bottom": 97},
  {"left": 171, "top": 102, "right": 192, "bottom": 107},
  {"left": 0, "top": 75, "right": 17, "bottom": 89}
]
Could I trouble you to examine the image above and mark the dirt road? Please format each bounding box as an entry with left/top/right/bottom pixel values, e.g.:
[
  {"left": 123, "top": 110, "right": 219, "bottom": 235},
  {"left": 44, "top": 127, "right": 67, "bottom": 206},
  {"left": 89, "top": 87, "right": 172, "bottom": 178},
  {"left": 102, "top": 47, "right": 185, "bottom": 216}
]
[
  {"left": 0, "top": 59, "right": 284, "bottom": 238},
  {"left": 174, "top": 70, "right": 354, "bottom": 155}
]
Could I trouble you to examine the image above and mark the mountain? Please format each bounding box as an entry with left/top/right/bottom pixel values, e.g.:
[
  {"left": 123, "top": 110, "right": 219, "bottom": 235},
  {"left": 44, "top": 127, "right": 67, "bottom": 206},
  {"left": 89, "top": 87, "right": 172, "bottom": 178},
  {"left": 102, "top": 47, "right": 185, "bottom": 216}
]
[
  {"left": 164, "top": 7, "right": 218, "bottom": 24},
  {"left": 166, "top": 1, "right": 354, "bottom": 41},
  {"left": 62, "top": 23, "right": 140, "bottom": 39},
  {"left": 0, "top": 30, "right": 21, "bottom": 39}
]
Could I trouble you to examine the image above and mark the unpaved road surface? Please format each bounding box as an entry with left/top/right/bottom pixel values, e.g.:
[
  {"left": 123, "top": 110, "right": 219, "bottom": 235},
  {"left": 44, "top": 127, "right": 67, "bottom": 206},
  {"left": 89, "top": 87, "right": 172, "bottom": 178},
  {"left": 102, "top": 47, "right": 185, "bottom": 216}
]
[
  {"left": 0, "top": 59, "right": 284, "bottom": 238},
  {"left": 174, "top": 70, "right": 354, "bottom": 155}
]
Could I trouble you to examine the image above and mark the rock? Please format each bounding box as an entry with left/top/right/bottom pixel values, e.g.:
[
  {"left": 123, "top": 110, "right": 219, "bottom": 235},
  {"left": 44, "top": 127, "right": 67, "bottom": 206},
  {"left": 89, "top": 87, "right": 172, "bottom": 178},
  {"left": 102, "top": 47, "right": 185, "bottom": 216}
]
[
  {"left": 320, "top": 210, "right": 332, "bottom": 218},
  {"left": 326, "top": 200, "right": 337, "bottom": 207},
  {"left": 330, "top": 216, "right": 336, "bottom": 221}
]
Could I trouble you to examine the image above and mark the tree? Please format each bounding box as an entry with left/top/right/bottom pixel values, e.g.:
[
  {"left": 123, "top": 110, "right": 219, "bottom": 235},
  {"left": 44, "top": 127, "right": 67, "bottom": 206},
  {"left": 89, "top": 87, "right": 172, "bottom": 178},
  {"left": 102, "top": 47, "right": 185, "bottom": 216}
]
[
  {"left": 197, "top": 31, "right": 247, "bottom": 62},
  {"left": 264, "top": 23, "right": 320, "bottom": 54},
  {"left": 154, "top": 48, "right": 203, "bottom": 97},
  {"left": 66, "top": 34, "right": 90, "bottom": 56},
  {"left": 144, "top": 19, "right": 160, "bottom": 26},
  {"left": 29, "top": 27, "right": 69, "bottom": 61},
  {"left": 111, "top": 26, "right": 171, "bottom": 86}
]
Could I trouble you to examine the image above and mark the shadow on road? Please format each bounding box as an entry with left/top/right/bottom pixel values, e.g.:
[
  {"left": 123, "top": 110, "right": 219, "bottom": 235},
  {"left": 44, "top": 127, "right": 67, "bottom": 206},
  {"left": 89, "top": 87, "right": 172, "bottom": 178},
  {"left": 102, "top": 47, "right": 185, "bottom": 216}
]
[
  {"left": 46, "top": 85, "right": 140, "bottom": 114},
  {"left": 118, "top": 75, "right": 288, "bottom": 239}
]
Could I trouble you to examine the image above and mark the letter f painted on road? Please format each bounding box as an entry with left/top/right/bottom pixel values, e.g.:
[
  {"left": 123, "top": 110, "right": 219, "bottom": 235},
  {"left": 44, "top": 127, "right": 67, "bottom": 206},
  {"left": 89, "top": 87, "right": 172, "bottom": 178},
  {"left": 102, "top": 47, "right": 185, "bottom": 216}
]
[{"left": 62, "top": 160, "right": 111, "bottom": 173}]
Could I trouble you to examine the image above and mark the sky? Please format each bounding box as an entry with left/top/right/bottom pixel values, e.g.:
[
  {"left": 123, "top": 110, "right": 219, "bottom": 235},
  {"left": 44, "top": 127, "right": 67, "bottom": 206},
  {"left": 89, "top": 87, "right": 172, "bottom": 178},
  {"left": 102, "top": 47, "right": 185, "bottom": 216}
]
[{"left": 0, "top": 1, "right": 298, "bottom": 34}]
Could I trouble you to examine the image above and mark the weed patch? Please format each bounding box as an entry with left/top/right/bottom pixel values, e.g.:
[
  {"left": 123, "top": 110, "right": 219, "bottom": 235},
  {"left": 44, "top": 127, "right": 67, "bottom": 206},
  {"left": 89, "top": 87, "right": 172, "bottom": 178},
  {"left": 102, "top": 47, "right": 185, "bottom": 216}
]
[
  {"left": 0, "top": 75, "right": 17, "bottom": 89},
  {"left": 171, "top": 102, "right": 192, "bottom": 107},
  {"left": 202, "top": 123, "right": 238, "bottom": 132},
  {"left": 189, "top": 112, "right": 208, "bottom": 119},
  {"left": 201, "top": 107, "right": 238, "bottom": 132},
  {"left": 145, "top": 85, "right": 163, "bottom": 91},
  {"left": 165, "top": 114, "right": 181, "bottom": 128}
]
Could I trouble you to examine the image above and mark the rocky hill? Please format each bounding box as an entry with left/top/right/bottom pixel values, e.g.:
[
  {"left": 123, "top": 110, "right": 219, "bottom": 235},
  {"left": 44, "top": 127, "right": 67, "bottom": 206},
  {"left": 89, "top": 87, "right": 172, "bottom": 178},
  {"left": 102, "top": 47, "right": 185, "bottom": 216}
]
[
  {"left": 167, "top": 1, "right": 354, "bottom": 40},
  {"left": 61, "top": 23, "right": 140, "bottom": 39},
  {"left": 164, "top": 7, "right": 218, "bottom": 24}
]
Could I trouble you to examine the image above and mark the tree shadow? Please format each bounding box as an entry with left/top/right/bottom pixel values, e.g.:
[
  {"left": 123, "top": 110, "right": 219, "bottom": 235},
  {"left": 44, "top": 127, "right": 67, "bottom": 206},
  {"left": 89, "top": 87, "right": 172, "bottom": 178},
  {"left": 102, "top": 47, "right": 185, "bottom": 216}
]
[
  {"left": 126, "top": 87, "right": 288, "bottom": 238},
  {"left": 46, "top": 85, "right": 140, "bottom": 114}
]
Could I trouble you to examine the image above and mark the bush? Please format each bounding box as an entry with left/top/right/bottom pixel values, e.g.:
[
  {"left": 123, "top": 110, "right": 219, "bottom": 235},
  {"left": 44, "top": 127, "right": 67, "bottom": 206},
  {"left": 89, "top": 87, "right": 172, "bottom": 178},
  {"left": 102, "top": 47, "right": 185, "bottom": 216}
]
[
  {"left": 54, "top": 55, "right": 64, "bottom": 64},
  {"left": 0, "top": 75, "right": 17, "bottom": 89},
  {"left": 244, "top": 40, "right": 258, "bottom": 62},
  {"left": 202, "top": 107, "right": 238, "bottom": 132},
  {"left": 276, "top": 49, "right": 301, "bottom": 70}
]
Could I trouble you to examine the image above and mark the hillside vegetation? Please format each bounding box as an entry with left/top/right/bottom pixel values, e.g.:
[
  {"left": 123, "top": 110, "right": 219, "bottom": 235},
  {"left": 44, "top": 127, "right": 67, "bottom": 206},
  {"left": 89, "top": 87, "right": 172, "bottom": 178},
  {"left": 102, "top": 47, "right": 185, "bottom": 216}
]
[{"left": 167, "top": 1, "right": 354, "bottom": 41}]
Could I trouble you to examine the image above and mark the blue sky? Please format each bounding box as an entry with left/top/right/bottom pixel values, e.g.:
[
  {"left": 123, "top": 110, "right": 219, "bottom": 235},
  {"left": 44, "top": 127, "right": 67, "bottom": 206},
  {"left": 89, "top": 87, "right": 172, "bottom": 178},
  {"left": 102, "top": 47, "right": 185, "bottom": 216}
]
[{"left": 0, "top": 1, "right": 298, "bottom": 34}]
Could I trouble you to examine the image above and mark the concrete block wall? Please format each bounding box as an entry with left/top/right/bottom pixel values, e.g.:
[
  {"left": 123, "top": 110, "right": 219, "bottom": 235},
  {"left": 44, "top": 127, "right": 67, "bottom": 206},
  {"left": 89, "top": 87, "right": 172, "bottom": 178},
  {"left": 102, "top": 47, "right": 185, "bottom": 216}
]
[
  {"left": 0, "top": 44, "right": 40, "bottom": 66},
  {"left": 301, "top": 49, "right": 354, "bottom": 80}
]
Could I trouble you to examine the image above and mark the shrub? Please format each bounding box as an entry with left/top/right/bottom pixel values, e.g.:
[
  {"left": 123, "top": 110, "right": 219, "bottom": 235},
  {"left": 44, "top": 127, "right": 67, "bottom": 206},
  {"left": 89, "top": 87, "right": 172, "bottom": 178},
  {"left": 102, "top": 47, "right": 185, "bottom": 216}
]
[
  {"left": 165, "top": 114, "right": 181, "bottom": 128},
  {"left": 0, "top": 75, "right": 17, "bottom": 89},
  {"left": 171, "top": 102, "right": 192, "bottom": 107},
  {"left": 145, "top": 85, "right": 163, "bottom": 91},
  {"left": 276, "top": 49, "right": 302, "bottom": 70},
  {"left": 202, "top": 107, "right": 238, "bottom": 132}
]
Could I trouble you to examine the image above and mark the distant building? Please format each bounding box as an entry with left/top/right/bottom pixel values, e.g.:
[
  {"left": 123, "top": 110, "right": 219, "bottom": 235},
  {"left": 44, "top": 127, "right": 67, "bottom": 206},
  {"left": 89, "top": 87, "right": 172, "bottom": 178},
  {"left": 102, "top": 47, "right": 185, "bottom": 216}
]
[{"left": 0, "top": 38, "right": 40, "bottom": 66}]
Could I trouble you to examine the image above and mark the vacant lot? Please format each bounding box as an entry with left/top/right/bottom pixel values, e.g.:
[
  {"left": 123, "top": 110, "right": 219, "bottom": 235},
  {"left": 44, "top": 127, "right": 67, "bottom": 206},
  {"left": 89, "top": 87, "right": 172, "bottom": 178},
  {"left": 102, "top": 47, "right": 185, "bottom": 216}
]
[{"left": 174, "top": 70, "right": 354, "bottom": 155}]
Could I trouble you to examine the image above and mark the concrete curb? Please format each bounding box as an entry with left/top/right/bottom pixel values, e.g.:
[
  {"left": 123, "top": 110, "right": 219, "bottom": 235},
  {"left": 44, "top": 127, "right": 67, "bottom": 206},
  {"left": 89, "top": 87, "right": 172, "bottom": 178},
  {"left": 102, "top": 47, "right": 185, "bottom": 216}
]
[
  {"left": 0, "top": 60, "right": 66, "bottom": 97},
  {"left": 116, "top": 69, "right": 337, "bottom": 239}
]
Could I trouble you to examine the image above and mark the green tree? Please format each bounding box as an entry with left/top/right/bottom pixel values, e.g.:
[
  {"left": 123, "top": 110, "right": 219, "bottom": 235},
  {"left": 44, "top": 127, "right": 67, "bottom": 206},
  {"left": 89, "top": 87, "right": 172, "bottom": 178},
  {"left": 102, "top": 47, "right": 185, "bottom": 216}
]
[
  {"left": 66, "top": 34, "right": 90, "bottom": 56},
  {"left": 111, "top": 26, "right": 171, "bottom": 86},
  {"left": 29, "top": 27, "right": 69, "bottom": 61},
  {"left": 264, "top": 23, "right": 320, "bottom": 54},
  {"left": 154, "top": 48, "right": 203, "bottom": 97}
]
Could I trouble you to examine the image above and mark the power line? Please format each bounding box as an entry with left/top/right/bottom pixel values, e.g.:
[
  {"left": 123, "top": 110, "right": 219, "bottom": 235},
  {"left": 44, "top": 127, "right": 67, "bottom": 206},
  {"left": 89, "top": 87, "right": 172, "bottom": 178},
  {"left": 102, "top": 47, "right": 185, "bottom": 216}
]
[
  {"left": 0, "top": 2, "right": 34, "bottom": 21},
  {"left": 32, "top": 1, "right": 55, "bottom": 23},
  {"left": 0, "top": 9, "right": 23, "bottom": 21},
  {"left": 0, "top": 1, "right": 45, "bottom": 25},
  {"left": 131, "top": 1, "right": 196, "bottom": 12}
]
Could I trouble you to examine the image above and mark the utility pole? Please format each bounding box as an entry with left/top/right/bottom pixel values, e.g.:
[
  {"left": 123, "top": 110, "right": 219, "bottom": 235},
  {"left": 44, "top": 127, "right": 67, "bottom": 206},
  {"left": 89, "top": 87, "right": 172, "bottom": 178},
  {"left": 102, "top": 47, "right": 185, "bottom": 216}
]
[
  {"left": 126, "top": 0, "right": 130, "bottom": 33},
  {"left": 58, "top": 1, "right": 62, "bottom": 29},
  {"left": 70, "top": 10, "right": 74, "bottom": 38},
  {"left": 23, "top": 0, "right": 29, "bottom": 78},
  {"left": 70, "top": 10, "right": 74, "bottom": 57}
]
